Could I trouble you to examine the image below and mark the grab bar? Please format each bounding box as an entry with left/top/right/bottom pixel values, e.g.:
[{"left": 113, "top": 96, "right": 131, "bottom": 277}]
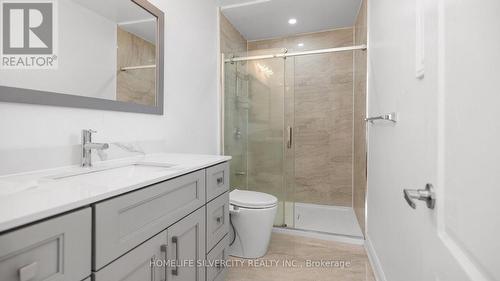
[{"left": 365, "top": 112, "right": 397, "bottom": 123}]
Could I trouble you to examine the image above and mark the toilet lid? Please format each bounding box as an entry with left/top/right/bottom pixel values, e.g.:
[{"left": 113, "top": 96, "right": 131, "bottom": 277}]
[{"left": 230, "top": 189, "right": 278, "bottom": 209}]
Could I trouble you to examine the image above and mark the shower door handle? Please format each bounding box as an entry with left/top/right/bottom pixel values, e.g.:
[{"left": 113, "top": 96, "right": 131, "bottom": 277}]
[{"left": 287, "top": 126, "right": 293, "bottom": 149}]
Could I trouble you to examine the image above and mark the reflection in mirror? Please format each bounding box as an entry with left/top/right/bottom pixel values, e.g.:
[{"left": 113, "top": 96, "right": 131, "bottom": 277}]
[
  {"left": 117, "top": 19, "right": 156, "bottom": 106},
  {"left": 0, "top": 0, "right": 160, "bottom": 108}
]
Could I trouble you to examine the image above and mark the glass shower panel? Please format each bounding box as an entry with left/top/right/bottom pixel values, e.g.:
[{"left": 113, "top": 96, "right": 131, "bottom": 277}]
[
  {"left": 246, "top": 58, "right": 285, "bottom": 226},
  {"left": 224, "top": 57, "right": 286, "bottom": 226},
  {"left": 224, "top": 61, "right": 248, "bottom": 190}
]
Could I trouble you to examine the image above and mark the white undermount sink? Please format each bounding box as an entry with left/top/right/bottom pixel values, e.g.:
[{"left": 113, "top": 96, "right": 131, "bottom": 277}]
[
  {"left": 0, "top": 162, "right": 181, "bottom": 197},
  {"left": 45, "top": 162, "right": 179, "bottom": 181}
]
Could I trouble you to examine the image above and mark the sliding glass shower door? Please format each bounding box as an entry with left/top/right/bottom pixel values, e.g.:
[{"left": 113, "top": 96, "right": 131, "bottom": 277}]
[
  {"left": 223, "top": 57, "right": 287, "bottom": 226},
  {"left": 288, "top": 51, "right": 362, "bottom": 237},
  {"left": 224, "top": 50, "right": 363, "bottom": 238}
]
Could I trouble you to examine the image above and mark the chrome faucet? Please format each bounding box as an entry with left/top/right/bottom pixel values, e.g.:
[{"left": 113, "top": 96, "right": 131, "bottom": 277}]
[{"left": 81, "top": 129, "right": 109, "bottom": 167}]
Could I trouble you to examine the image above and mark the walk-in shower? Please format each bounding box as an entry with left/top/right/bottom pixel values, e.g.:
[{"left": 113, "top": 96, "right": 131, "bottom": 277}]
[{"left": 222, "top": 31, "right": 367, "bottom": 240}]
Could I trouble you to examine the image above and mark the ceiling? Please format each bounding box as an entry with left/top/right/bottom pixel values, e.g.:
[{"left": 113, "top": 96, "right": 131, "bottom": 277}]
[
  {"left": 219, "top": 0, "right": 362, "bottom": 41},
  {"left": 71, "top": 0, "right": 156, "bottom": 43}
]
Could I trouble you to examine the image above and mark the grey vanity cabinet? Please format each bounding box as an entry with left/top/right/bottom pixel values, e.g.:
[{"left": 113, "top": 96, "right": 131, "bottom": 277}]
[
  {"left": 0, "top": 162, "right": 231, "bottom": 281},
  {"left": 93, "top": 170, "right": 206, "bottom": 270},
  {"left": 165, "top": 207, "right": 206, "bottom": 281},
  {"left": 0, "top": 208, "right": 91, "bottom": 281},
  {"left": 93, "top": 230, "right": 166, "bottom": 281}
]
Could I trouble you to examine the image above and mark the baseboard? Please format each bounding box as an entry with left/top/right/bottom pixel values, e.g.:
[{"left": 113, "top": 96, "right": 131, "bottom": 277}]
[{"left": 364, "top": 235, "right": 388, "bottom": 281}]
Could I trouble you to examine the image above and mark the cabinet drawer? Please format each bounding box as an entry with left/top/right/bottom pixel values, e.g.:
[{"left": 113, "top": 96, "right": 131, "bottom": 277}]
[
  {"left": 206, "top": 235, "right": 229, "bottom": 281},
  {"left": 94, "top": 230, "right": 166, "bottom": 281},
  {"left": 206, "top": 192, "right": 229, "bottom": 252},
  {"left": 206, "top": 162, "right": 229, "bottom": 202},
  {"left": 94, "top": 170, "right": 205, "bottom": 270},
  {"left": 0, "top": 208, "right": 91, "bottom": 281}
]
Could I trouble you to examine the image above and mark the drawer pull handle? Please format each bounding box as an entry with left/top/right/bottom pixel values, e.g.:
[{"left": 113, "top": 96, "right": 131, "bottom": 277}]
[
  {"left": 216, "top": 216, "right": 222, "bottom": 223},
  {"left": 172, "top": 236, "right": 179, "bottom": 276},
  {"left": 160, "top": 244, "right": 167, "bottom": 253},
  {"left": 19, "top": 262, "right": 38, "bottom": 281},
  {"left": 216, "top": 177, "right": 224, "bottom": 185},
  {"left": 159, "top": 245, "right": 167, "bottom": 281}
]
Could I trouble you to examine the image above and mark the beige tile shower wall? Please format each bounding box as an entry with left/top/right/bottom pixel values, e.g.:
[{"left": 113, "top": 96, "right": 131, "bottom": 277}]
[
  {"left": 353, "top": 0, "right": 368, "bottom": 234},
  {"left": 116, "top": 28, "right": 156, "bottom": 106},
  {"left": 220, "top": 13, "right": 247, "bottom": 55},
  {"left": 248, "top": 28, "right": 355, "bottom": 207}
]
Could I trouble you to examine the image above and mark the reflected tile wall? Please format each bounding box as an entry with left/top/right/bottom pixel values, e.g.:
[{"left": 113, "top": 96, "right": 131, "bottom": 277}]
[{"left": 116, "top": 27, "right": 156, "bottom": 106}]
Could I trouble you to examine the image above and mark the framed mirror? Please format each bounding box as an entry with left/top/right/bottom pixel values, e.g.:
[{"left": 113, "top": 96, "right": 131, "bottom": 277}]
[{"left": 0, "top": 0, "right": 164, "bottom": 114}]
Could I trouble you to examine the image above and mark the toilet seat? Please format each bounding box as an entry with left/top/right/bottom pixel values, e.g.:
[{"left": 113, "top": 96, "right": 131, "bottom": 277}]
[{"left": 230, "top": 189, "right": 278, "bottom": 209}]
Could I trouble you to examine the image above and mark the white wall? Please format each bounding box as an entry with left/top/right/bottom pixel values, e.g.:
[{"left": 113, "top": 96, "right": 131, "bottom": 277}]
[
  {"left": 0, "top": 0, "right": 220, "bottom": 175},
  {"left": 365, "top": 0, "right": 437, "bottom": 280}
]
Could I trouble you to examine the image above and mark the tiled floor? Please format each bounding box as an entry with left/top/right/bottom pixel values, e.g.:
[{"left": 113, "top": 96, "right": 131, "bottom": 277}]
[{"left": 226, "top": 233, "right": 376, "bottom": 281}]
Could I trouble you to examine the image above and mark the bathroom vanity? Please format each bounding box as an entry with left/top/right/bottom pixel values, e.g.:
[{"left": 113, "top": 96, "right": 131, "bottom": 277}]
[{"left": 0, "top": 154, "right": 231, "bottom": 281}]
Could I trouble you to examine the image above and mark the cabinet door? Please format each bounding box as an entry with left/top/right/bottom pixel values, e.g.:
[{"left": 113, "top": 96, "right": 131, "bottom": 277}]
[
  {"left": 94, "top": 230, "right": 166, "bottom": 281},
  {"left": 0, "top": 208, "right": 91, "bottom": 281},
  {"left": 206, "top": 235, "right": 229, "bottom": 281},
  {"left": 166, "top": 207, "right": 206, "bottom": 281}
]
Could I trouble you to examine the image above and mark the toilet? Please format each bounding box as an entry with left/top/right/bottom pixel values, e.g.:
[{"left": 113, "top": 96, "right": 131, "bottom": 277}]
[{"left": 229, "top": 189, "right": 278, "bottom": 258}]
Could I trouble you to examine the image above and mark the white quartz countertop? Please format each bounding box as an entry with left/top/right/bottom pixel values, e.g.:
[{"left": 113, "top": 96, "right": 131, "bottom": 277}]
[{"left": 0, "top": 153, "right": 231, "bottom": 233}]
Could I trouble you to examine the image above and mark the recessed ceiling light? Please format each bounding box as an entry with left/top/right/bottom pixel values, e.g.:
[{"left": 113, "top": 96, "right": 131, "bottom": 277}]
[
  {"left": 288, "top": 18, "right": 297, "bottom": 25},
  {"left": 298, "top": 43, "right": 304, "bottom": 47}
]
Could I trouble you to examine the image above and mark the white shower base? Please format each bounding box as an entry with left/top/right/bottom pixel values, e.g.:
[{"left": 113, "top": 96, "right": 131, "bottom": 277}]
[
  {"left": 272, "top": 227, "right": 364, "bottom": 245},
  {"left": 292, "top": 202, "right": 363, "bottom": 238}
]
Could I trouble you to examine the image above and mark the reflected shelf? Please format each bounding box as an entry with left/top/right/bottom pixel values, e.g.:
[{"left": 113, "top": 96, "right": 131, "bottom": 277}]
[{"left": 120, "top": 64, "right": 156, "bottom": 71}]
